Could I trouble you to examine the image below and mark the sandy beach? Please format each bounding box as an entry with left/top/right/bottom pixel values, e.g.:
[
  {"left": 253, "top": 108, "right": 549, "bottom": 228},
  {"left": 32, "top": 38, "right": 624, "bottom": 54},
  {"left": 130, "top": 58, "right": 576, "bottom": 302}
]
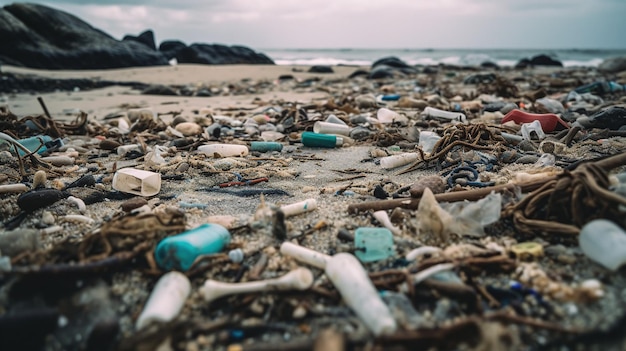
[{"left": 1, "top": 61, "right": 626, "bottom": 351}]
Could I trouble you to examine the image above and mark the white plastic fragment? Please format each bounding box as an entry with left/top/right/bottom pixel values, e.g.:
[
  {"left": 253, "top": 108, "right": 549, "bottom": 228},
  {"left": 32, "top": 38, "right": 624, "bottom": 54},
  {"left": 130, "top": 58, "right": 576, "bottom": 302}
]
[
  {"left": 198, "top": 144, "right": 249, "bottom": 158},
  {"left": 377, "top": 108, "right": 407, "bottom": 124},
  {"left": 136, "top": 271, "right": 191, "bottom": 329},
  {"left": 280, "top": 198, "right": 317, "bottom": 217},
  {"left": 405, "top": 246, "right": 443, "bottom": 261},
  {"left": 372, "top": 210, "right": 401, "bottom": 235},
  {"left": 579, "top": 219, "right": 626, "bottom": 271},
  {"left": 418, "top": 131, "right": 441, "bottom": 154},
  {"left": 201, "top": 267, "right": 313, "bottom": 303},
  {"left": 422, "top": 107, "right": 467, "bottom": 123},
  {"left": 379, "top": 153, "right": 419, "bottom": 170},
  {"left": 41, "top": 225, "right": 63, "bottom": 236},
  {"left": 112, "top": 168, "right": 161, "bottom": 197},
  {"left": 520, "top": 120, "right": 546, "bottom": 140},
  {"left": 313, "top": 121, "right": 351, "bottom": 136},
  {"left": 117, "top": 144, "right": 142, "bottom": 156},
  {"left": 280, "top": 242, "right": 397, "bottom": 336},
  {"left": 412, "top": 263, "right": 456, "bottom": 285}
]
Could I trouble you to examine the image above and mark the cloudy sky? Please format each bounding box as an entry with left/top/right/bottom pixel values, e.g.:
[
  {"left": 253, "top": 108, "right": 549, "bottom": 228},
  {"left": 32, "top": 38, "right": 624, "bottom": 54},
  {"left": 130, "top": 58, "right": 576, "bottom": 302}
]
[{"left": 2, "top": 0, "right": 625, "bottom": 49}]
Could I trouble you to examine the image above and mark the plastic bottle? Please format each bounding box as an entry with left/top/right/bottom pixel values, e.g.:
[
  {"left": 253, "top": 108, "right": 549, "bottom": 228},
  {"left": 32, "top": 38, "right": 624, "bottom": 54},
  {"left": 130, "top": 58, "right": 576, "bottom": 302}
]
[
  {"left": 574, "top": 81, "right": 624, "bottom": 95},
  {"left": 135, "top": 271, "right": 191, "bottom": 329},
  {"left": 155, "top": 223, "right": 231, "bottom": 271},
  {"left": 280, "top": 242, "right": 397, "bottom": 336},
  {"left": 0, "top": 135, "right": 62, "bottom": 156},
  {"left": 250, "top": 141, "right": 283, "bottom": 152},
  {"left": 380, "top": 153, "right": 419, "bottom": 169},
  {"left": 301, "top": 132, "right": 343, "bottom": 148},
  {"left": 198, "top": 144, "right": 249, "bottom": 157},
  {"left": 313, "top": 121, "right": 351, "bottom": 136}
]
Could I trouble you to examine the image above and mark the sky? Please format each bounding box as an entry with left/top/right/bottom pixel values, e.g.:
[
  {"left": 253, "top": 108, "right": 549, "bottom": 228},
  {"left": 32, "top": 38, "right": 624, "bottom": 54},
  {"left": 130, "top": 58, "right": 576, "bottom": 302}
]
[{"left": 1, "top": 0, "right": 625, "bottom": 49}]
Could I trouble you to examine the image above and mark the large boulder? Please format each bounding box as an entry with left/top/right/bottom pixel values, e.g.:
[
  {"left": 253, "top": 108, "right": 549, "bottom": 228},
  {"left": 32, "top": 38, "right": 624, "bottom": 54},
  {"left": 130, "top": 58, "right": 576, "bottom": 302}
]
[
  {"left": 159, "top": 40, "right": 187, "bottom": 60},
  {"left": 122, "top": 30, "right": 157, "bottom": 51},
  {"left": 0, "top": 3, "right": 168, "bottom": 69},
  {"left": 599, "top": 56, "right": 626, "bottom": 73},
  {"left": 515, "top": 54, "right": 563, "bottom": 68},
  {"left": 161, "top": 43, "right": 274, "bottom": 65}
]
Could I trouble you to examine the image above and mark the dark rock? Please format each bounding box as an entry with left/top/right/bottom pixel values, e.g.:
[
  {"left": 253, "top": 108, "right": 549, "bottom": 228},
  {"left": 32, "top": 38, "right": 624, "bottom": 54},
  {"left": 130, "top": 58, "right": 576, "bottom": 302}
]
[
  {"left": 368, "top": 65, "right": 398, "bottom": 79},
  {"left": 159, "top": 40, "right": 187, "bottom": 60},
  {"left": 422, "top": 66, "right": 439, "bottom": 74},
  {"left": 530, "top": 54, "right": 563, "bottom": 67},
  {"left": 308, "top": 65, "right": 334, "bottom": 73},
  {"left": 278, "top": 74, "right": 295, "bottom": 80},
  {"left": 195, "top": 88, "right": 212, "bottom": 97},
  {"left": 161, "top": 43, "right": 274, "bottom": 65},
  {"left": 0, "top": 72, "right": 148, "bottom": 94},
  {"left": 514, "top": 58, "right": 531, "bottom": 69},
  {"left": 585, "top": 106, "right": 626, "bottom": 130},
  {"left": 17, "top": 188, "right": 69, "bottom": 212},
  {"left": 348, "top": 69, "right": 369, "bottom": 79},
  {"left": 515, "top": 54, "right": 563, "bottom": 68},
  {"left": 142, "top": 84, "right": 178, "bottom": 96},
  {"left": 372, "top": 56, "right": 411, "bottom": 69},
  {"left": 122, "top": 30, "right": 157, "bottom": 51},
  {"left": 463, "top": 73, "right": 497, "bottom": 85},
  {"left": 483, "top": 101, "right": 507, "bottom": 112},
  {"left": 373, "top": 185, "right": 389, "bottom": 199},
  {"left": 599, "top": 56, "right": 626, "bottom": 73},
  {"left": 0, "top": 3, "right": 168, "bottom": 69},
  {"left": 480, "top": 61, "right": 499, "bottom": 69}
]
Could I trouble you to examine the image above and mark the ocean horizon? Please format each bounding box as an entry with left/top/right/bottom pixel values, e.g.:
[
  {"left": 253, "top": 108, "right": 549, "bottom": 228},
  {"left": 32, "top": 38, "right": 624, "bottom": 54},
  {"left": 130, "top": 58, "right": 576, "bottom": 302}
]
[{"left": 261, "top": 48, "right": 626, "bottom": 68}]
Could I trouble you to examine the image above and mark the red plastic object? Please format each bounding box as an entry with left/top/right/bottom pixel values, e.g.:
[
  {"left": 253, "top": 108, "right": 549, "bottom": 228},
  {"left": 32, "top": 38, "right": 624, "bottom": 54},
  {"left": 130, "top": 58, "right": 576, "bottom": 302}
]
[{"left": 501, "top": 110, "right": 569, "bottom": 132}]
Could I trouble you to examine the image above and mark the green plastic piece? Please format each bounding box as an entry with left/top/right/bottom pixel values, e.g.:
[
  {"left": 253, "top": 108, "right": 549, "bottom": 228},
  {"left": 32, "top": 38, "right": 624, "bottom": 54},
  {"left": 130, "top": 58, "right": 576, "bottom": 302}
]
[{"left": 354, "top": 227, "right": 395, "bottom": 262}]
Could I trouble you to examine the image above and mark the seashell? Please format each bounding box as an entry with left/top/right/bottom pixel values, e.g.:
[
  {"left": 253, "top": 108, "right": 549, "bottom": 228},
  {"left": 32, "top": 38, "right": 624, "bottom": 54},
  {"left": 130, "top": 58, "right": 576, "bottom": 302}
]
[
  {"left": 17, "top": 188, "right": 69, "bottom": 212},
  {"left": 175, "top": 122, "right": 203, "bottom": 136},
  {"left": 409, "top": 175, "right": 445, "bottom": 198}
]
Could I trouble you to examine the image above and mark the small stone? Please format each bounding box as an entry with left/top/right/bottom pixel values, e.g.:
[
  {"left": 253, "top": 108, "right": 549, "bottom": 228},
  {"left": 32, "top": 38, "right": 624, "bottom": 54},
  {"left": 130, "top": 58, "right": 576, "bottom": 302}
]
[
  {"left": 120, "top": 197, "right": 148, "bottom": 212},
  {"left": 33, "top": 170, "right": 47, "bottom": 188},
  {"left": 409, "top": 175, "right": 445, "bottom": 198},
  {"left": 99, "top": 139, "right": 122, "bottom": 150},
  {"left": 175, "top": 122, "right": 203, "bottom": 136},
  {"left": 41, "top": 210, "right": 55, "bottom": 225}
]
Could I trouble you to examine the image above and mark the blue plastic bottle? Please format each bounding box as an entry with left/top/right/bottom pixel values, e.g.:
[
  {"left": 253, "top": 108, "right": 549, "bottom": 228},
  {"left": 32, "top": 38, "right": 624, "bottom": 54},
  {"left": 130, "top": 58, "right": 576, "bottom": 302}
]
[{"left": 155, "top": 223, "right": 231, "bottom": 271}]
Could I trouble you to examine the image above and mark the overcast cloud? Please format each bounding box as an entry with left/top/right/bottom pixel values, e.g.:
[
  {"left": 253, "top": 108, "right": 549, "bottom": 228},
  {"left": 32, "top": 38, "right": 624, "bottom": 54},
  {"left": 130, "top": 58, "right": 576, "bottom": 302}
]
[{"left": 1, "top": 0, "right": 624, "bottom": 49}]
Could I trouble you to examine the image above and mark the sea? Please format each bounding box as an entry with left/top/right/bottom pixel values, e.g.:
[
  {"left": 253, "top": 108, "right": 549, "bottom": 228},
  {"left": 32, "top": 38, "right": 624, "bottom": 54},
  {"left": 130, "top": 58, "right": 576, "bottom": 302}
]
[{"left": 262, "top": 48, "right": 626, "bottom": 68}]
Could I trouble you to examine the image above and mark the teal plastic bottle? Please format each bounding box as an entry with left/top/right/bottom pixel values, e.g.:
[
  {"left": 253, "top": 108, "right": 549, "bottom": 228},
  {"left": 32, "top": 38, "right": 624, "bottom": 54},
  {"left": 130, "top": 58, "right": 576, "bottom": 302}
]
[
  {"left": 155, "top": 223, "right": 231, "bottom": 271},
  {"left": 13, "top": 135, "right": 53, "bottom": 156}
]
